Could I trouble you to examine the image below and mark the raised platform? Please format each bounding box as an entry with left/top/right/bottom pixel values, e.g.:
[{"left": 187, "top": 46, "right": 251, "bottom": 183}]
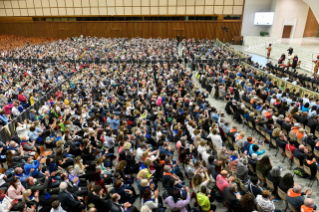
[{"left": 238, "top": 37, "right": 319, "bottom": 73}]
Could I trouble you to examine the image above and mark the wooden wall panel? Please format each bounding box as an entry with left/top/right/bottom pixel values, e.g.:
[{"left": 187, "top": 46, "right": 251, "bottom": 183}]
[
  {"left": 0, "top": 21, "right": 241, "bottom": 42},
  {"left": 0, "top": 17, "right": 33, "bottom": 22},
  {"left": 303, "top": 8, "right": 318, "bottom": 37}
]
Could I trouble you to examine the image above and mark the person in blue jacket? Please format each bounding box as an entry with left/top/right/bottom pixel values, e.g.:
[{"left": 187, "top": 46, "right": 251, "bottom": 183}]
[
  {"left": 24, "top": 156, "right": 45, "bottom": 178},
  {"left": 249, "top": 143, "right": 266, "bottom": 156}
]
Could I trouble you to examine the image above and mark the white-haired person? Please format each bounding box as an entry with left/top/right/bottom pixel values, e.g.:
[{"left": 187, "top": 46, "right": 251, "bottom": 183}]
[
  {"left": 301, "top": 198, "right": 317, "bottom": 212},
  {"left": 58, "top": 182, "right": 85, "bottom": 212}
]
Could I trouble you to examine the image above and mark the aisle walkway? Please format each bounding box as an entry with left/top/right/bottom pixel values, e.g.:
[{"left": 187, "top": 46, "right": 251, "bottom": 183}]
[{"left": 191, "top": 73, "right": 319, "bottom": 211}]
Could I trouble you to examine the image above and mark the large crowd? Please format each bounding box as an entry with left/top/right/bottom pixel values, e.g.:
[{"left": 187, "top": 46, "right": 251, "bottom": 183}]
[{"left": 0, "top": 36, "right": 317, "bottom": 212}]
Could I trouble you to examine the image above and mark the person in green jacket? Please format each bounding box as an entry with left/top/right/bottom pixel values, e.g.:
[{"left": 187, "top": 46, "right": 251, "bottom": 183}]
[
  {"left": 256, "top": 155, "right": 272, "bottom": 179},
  {"left": 197, "top": 186, "right": 216, "bottom": 212}
]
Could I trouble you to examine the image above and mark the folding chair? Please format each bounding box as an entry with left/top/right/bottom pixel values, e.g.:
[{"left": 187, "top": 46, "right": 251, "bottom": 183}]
[
  {"left": 285, "top": 149, "right": 293, "bottom": 170},
  {"left": 265, "top": 177, "right": 275, "bottom": 191},
  {"left": 305, "top": 126, "right": 311, "bottom": 134},
  {"left": 248, "top": 163, "right": 256, "bottom": 175},
  {"left": 293, "top": 156, "right": 301, "bottom": 168},
  {"left": 303, "top": 165, "right": 318, "bottom": 187},
  {"left": 288, "top": 202, "right": 296, "bottom": 212},
  {"left": 296, "top": 138, "right": 303, "bottom": 145},
  {"left": 277, "top": 187, "right": 288, "bottom": 212},
  {"left": 278, "top": 146, "right": 286, "bottom": 163},
  {"left": 256, "top": 170, "right": 265, "bottom": 184}
]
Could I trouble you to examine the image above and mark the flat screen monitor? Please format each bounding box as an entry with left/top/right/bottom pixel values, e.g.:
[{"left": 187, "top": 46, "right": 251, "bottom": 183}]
[{"left": 254, "top": 12, "right": 274, "bottom": 25}]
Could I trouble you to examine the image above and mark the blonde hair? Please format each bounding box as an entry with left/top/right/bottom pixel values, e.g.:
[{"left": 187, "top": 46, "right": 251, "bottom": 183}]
[
  {"left": 199, "top": 140, "right": 206, "bottom": 146},
  {"left": 137, "top": 169, "right": 147, "bottom": 179},
  {"left": 123, "top": 142, "right": 131, "bottom": 150},
  {"left": 144, "top": 158, "right": 152, "bottom": 167},
  {"left": 140, "top": 179, "right": 149, "bottom": 187},
  {"left": 22, "top": 189, "right": 32, "bottom": 202},
  {"left": 142, "top": 150, "right": 149, "bottom": 159},
  {"left": 56, "top": 140, "right": 63, "bottom": 147}
]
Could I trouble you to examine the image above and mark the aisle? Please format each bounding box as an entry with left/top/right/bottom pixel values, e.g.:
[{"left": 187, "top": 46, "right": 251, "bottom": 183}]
[{"left": 191, "top": 73, "right": 319, "bottom": 211}]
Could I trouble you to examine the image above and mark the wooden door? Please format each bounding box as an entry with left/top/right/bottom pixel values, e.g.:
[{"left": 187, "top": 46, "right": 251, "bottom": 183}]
[{"left": 282, "top": 25, "right": 292, "bottom": 38}]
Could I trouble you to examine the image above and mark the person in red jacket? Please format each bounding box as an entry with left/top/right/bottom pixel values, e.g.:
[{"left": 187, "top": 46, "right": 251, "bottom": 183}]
[
  {"left": 18, "top": 91, "right": 27, "bottom": 103},
  {"left": 285, "top": 140, "right": 296, "bottom": 160}
]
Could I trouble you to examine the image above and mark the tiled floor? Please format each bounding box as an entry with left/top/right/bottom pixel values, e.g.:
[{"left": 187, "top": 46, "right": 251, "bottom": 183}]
[
  {"left": 191, "top": 73, "right": 319, "bottom": 212},
  {"left": 230, "top": 44, "right": 312, "bottom": 77}
]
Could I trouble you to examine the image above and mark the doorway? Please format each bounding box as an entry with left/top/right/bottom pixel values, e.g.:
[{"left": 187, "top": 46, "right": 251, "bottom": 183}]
[{"left": 282, "top": 25, "right": 293, "bottom": 38}]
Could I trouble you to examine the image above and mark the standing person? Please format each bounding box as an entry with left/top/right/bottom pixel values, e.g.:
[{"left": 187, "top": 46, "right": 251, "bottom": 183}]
[
  {"left": 313, "top": 55, "right": 319, "bottom": 78},
  {"left": 266, "top": 44, "right": 272, "bottom": 59},
  {"left": 287, "top": 47, "right": 293, "bottom": 55},
  {"left": 278, "top": 53, "right": 286, "bottom": 64},
  {"left": 292, "top": 54, "right": 298, "bottom": 70}
]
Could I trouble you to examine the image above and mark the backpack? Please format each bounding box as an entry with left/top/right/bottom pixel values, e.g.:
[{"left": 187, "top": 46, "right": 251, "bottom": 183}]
[{"left": 293, "top": 167, "right": 308, "bottom": 178}]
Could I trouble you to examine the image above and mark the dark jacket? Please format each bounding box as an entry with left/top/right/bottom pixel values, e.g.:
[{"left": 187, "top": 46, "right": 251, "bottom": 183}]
[
  {"left": 88, "top": 191, "right": 108, "bottom": 212},
  {"left": 247, "top": 183, "right": 262, "bottom": 197},
  {"left": 278, "top": 178, "right": 294, "bottom": 193},
  {"left": 293, "top": 149, "right": 306, "bottom": 166},
  {"left": 276, "top": 137, "right": 287, "bottom": 150},
  {"left": 282, "top": 122, "right": 292, "bottom": 133},
  {"left": 303, "top": 159, "right": 318, "bottom": 177},
  {"left": 307, "top": 118, "right": 318, "bottom": 134},
  {"left": 222, "top": 187, "right": 240, "bottom": 210},
  {"left": 59, "top": 191, "right": 81, "bottom": 211},
  {"left": 266, "top": 172, "right": 281, "bottom": 193}
]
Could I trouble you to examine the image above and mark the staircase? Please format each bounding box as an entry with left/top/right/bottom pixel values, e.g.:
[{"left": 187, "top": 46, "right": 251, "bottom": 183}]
[{"left": 245, "top": 42, "right": 319, "bottom": 72}]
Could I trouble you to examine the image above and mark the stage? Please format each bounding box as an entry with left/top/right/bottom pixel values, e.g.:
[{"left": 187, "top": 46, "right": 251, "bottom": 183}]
[{"left": 231, "top": 37, "right": 319, "bottom": 76}]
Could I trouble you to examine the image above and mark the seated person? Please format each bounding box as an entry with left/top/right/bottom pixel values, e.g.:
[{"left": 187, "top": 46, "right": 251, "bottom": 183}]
[
  {"left": 249, "top": 143, "right": 265, "bottom": 156},
  {"left": 247, "top": 175, "right": 263, "bottom": 197},
  {"left": 164, "top": 187, "right": 191, "bottom": 212},
  {"left": 256, "top": 190, "right": 280, "bottom": 212},
  {"left": 197, "top": 186, "right": 216, "bottom": 212},
  {"left": 275, "top": 133, "right": 287, "bottom": 150},
  {"left": 303, "top": 153, "right": 318, "bottom": 178},
  {"left": 222, "top": 182, "right": 241, "bottom": 211},
  {"left": 266, "top": 167, "right": 281, "bottom": 195}
]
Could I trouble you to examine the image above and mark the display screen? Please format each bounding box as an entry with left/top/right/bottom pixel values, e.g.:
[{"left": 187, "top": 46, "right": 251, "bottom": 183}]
[{"left": 254, "top": 12, "right": 274, "bottom": 25}]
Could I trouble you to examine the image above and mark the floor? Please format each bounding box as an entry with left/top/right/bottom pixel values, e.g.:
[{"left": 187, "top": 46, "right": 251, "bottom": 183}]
[
  {"left": 191, "top": 74, "right": 319, "bottom": 212},
  {"left": 230, "top": 44, "right": 312, "bottom": 76},
  {"left": 280, "top": 37, "right": 319, "bottom": 50},
  {"left": 118, "top": 42, "right": 319, "bottom": 212}
]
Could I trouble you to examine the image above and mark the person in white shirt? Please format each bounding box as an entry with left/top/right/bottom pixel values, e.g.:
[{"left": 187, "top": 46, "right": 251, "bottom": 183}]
[
  {"left": 256, "top": 190, "right": 277, "bottom": 212},
  {"left": 207, "top": 129, "right": 223, "bottom": 150},
  {"left": 11, "top": 103, "right": 20, "bottom": 118},
  {"left": 197, "top": 140, "right": 207, "bottom": 157},
  {"left": 0, "top": 190, "right": 18, "bottom": 212},
  {"left": 136, "top": 144, "right": 147, "bottom": 163}
]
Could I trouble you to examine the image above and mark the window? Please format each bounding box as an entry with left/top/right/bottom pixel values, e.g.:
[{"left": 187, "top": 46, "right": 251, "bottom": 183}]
[
  {"left": 223, "top": 15, "right": 241, "bottom": 20},
  {"left": 188, "top": 16, "right": 218, "bottom": 21}
]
